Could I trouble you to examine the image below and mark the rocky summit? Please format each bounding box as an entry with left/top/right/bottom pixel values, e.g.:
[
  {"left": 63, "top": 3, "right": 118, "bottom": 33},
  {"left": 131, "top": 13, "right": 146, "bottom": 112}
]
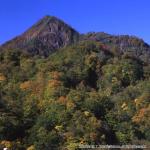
[{"left": 1, "top": 16, "right": 79, "bottom": 56}]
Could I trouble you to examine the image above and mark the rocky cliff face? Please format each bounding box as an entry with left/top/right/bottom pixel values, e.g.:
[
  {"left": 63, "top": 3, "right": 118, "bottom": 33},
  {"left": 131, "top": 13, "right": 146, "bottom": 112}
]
[{"left": 1, "top": 16, "right": 79, "bottom": 56}]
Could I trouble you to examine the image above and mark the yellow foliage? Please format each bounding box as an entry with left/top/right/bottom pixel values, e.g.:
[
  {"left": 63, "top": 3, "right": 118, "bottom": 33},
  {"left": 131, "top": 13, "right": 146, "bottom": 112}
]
[
  {"left": 134, "top": 98, "right": 142, "bottom": 108},
  {"left": 121, "top": 102, "right": 127, "bottom": 108},
  {"left": 66, "top": 140, "right": 79, "bottom": 150},
  {"left": 123, "top": 106, "right": 128, "bottom": 111},
  {"left": 134, "top": 93, "right": 149, "bottom": 108},
  {"left": 84, "top": 111, "right": 90, "bottom": 117},
  {"left": 134, "top": 98, "right": 138, "bottom": 103},
  {"left": 89, "top": 116, "right": 102, "bottom": 128},
  {"left": 0, "top": 140, "right": 12, "bottom": 148},
  {"left": 27, "top": 145, "right": 35, "bottom": 150},
  {"left": 121, "top": 102, "right": 128, "bottom": 111},
  {"left": 85, "top": 52, "right": 97, "bottom": 67},
  {"left": 111, "top": 77, "right": 118, "bottom": 83},
  {"left": 37, "top": 98, "right": 54, "bottom": 110},
  {"left": 67, "top": 101, "right": 76, "bottom": 109},
  {"left": 55, "top": 125, "right": 63, "bottom": 131},
  {"left": 49, "top": 71, "right": 62, "bottom": 80},
  {"left": 89, "top": 91, "right": 99, "bottom": 98},
  {"left": 105, "top": 88, "right": 111, "bottom": 96}
]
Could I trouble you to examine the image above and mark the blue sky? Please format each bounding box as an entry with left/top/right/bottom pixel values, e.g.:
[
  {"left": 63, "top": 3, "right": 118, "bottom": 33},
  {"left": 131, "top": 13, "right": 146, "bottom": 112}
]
[{"left": 0, "top": 0, "right": 150, "bottom": 44}]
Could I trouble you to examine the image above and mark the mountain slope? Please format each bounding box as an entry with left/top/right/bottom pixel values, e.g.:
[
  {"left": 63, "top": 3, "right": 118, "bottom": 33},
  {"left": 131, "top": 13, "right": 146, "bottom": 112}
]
[
  {"left": 0, "top": 16, "right": 150, "bottom": 149},
  {"left": 1, "top": 16, "right": 79, "bottom": 56},
  {"left": 81, "top": 32, "right": 150, "bottom": 63},
  {"left": 0, "top": 40, "right": 150, "bottom": 149}
]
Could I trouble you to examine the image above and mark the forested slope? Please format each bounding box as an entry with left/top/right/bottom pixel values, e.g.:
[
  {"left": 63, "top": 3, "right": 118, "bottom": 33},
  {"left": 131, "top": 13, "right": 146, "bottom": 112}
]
[{"left": 0, "top": 16, "right": 150, "bottom": 150}]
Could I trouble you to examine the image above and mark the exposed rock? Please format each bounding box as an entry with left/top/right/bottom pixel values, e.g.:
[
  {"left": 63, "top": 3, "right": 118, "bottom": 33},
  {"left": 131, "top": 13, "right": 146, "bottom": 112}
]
[{"left": 1, "top": 16, "right": 79, "bottom": 56}]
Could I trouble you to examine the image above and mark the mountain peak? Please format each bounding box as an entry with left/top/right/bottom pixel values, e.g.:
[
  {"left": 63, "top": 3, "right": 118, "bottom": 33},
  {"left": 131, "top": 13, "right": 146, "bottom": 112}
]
[
  {"left": 1, "top": 15, "right": 79, "bottom": 56},
  {"left": 32, "top": 15, "right": 63, "bottom": 27}
]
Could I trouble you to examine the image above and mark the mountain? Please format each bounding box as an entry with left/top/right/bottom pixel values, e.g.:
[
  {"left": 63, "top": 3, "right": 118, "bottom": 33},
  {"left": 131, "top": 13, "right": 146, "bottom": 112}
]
[
  {"left": 0, "top": 16, "right": 79, "bottom": 56},
  {"left": 0, "top": 16, "right": 150, "bottom": 149},
  {"left": 1, "top": 16, "right": 150, "bottom": 63},
  {"left": 81, "top": 32, "right": 150, "bottom": 63}
]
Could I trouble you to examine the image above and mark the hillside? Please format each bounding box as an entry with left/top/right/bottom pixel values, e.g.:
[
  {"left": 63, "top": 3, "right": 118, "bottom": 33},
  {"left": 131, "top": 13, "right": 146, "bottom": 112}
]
[
  {"left": 81, "top": 32, "right": 150, "bottom": 63},
  {"left": 0, "top": 16, "right": 150, "bottom": 150}
]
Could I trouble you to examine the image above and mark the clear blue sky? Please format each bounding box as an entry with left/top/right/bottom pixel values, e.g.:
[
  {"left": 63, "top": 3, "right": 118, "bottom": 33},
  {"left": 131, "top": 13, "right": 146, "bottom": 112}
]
[{"left": 0, "top": 0, "right": 150, "bottom": 44}]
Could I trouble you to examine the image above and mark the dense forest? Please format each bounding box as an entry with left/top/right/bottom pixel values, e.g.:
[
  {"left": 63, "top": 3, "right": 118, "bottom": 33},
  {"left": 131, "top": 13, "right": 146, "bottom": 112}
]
[{"left": 0, "top": 16, "right": 150, "bottom": 150}]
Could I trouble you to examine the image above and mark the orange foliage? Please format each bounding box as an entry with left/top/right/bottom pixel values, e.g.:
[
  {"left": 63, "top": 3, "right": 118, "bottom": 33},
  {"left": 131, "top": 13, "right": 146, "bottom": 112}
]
[
  {"left": 49, "top": 71, "right": 62, "bottom": 80},
  {"left": 0, "top": 73, "right": 6, "bottom": 81},
  {"left": 47, "top": 80, "right": 62, "bottom": 88},
  {"left": 20, "top": 81, "right": 32, "bottom": 90},
  {"left": 31, "top": 82, "right": 45, "bottom": 96},
  {"left": 132, "top": 107, "right": 149, "bottom": 123},
  {"left": 57, "top": 96, "right": 67, "bottom": 105}
]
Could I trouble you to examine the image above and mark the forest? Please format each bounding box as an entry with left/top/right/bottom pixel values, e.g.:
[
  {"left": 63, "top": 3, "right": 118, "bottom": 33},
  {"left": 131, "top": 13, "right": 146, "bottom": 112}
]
[{"left": 0, "top": 16, "right": 150, "bottom": 150}]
